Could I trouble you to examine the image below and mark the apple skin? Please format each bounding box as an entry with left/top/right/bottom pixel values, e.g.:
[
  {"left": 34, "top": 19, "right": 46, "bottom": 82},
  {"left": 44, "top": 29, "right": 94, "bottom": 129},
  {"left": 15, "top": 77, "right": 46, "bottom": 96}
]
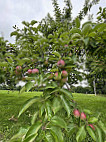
[
  {"left": 54, "top": 72, "right": 61, "bottom": 80},
  {"left": 80, "top": 112, "right": 86, "bottom": 120},
  {"left": 44, "top": 60, "right": 48, "bottom": 66},
  {"left": 88, "top": 124, "right": 95, "bottom": 130},
  {"left": 16, "top": 66, "right": 22, "bottom": 71},
  {"left": 73, "top": 109, "right": 80, "bottom": 118},
  {"left": 61, "top": 70, "right": 68, "bottom": 77},
  {"left": 28, "top": 69, "right": 32, "bottom": 74},
  {"left": 57, "top": 60, "right": 65, "bottom": 68},
  {"left": 32, "top": 69, "right": 39, "bottom": 74}
]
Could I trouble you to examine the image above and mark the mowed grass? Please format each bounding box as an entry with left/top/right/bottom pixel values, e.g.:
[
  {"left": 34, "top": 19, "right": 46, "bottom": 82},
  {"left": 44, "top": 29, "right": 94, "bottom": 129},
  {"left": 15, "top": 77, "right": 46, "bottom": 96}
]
[{"left": 0, "top": 90, "right": 106, "bottom": 141}]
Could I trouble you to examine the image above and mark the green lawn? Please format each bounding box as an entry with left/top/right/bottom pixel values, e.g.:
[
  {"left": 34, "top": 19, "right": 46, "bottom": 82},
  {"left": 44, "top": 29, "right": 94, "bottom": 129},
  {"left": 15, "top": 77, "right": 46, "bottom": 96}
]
[{"left": 0, "top": 90, "right": 106, "bottom": 141}]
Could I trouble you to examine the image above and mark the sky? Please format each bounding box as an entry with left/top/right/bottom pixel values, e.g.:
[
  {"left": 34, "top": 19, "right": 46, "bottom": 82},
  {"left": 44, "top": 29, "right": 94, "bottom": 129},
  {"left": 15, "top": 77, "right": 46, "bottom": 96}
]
[{"left": 0, "top": 0, "right": 106, "bottom": 43}]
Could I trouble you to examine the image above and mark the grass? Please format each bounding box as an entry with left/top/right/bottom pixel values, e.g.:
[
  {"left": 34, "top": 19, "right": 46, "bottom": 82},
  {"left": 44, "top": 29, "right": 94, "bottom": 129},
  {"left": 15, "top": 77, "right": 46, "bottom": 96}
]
[{"left": 0, "top": 90, "right": 106, "bottom": 141}]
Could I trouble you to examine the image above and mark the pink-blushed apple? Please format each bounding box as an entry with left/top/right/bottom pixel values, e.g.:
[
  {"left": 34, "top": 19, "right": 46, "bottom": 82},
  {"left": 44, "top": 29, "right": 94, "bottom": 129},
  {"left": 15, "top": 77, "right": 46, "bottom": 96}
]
[
  {"left": 80, "top": 112, "right": 86, "bottom": 120},
  {"left": 28, "top": 69, "right": 32, "bottom": 74},
  {"left": 73, "top": 109, "right": 80, "bottom": 118},
  {"left": 16, "top": 66, "right": 22, "bottom": 71},
  {"left": 32, "top": 69, "right": 39, "bottom": 74},
  {"left": 61, "top": 70, "right": 68, "bottom": 77},
  {"left": 54, "top": 72, "right": 61, "bottom": 80},
  {"left": 57, "top": 59, "right": 65, "bottom": 68},
  {"left": 88, "top": 124, "right": 95, "bottom": 130}
]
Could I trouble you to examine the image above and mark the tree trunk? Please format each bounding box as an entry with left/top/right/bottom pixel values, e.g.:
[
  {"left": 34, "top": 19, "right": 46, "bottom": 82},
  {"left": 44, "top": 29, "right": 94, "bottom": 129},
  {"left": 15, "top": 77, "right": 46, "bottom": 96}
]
[{"left": 93, "top": 76, "right": 96, "bottom": 96}]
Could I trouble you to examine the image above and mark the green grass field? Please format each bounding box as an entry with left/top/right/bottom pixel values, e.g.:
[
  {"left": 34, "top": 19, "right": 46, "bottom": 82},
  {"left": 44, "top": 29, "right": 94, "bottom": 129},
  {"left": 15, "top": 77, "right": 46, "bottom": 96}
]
[{"left": 0, "top": 90, "right": 106, "bottom": 141}]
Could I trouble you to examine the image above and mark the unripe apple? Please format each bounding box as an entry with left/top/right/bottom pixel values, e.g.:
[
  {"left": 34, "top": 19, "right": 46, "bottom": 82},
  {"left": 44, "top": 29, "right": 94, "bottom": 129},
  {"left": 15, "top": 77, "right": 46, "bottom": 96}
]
[
  {"left": 44, "top": 60, "right": 48, "bottom": 66},
  {"left": 61, "top": 78, "right": 67, "bottom": 83},
  {"left": 61, "top": 70, "right": 68, "bottom": 77},
  {"left": 28, "top": 69, "right": 32, "bottom": 74},
  {"left": 57, "top": 59, "right": 65, "bottom": 68},
  {"left": 88, "top": 124, "right": 95, "bottom": 130},
  {"left": 69, "top": 52, "right": 72, "bottom": 56},
  {"left": 73, "top": 109, "right": 80, "bottom": 118},
  {"left": 54, "top": 72, "right": 61, "bottom": 80},
  {"left": 32, "top": 69, "right": 39, "bottom": 74},
  {"left": 16, "top": 66, "right": 22, "bottom": 71},
  {"left": 80, "top": 112, "right": 86, "bottom": 120}
]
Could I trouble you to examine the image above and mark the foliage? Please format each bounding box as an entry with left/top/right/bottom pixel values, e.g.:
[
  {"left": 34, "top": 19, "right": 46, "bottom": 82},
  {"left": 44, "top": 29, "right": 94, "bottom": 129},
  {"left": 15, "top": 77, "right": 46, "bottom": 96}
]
[
  {"left": 0, "top": 0, "right": 106, "bottom": 141},
  {"left": 72, "top": 86, "right": 93, "bottom": 94}
]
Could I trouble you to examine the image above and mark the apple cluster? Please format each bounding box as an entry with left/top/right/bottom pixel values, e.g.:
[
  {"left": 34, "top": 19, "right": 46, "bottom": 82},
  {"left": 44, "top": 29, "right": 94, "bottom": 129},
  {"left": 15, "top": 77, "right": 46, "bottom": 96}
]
[
  {"left": 28, "top": 68, "right": 39, "bottom": 74},
  {"left": 49, "top": 59, "right": 68, "bottom": 84},
  {"left": 73, "top": 109, "right": 95, "bottom": 130},
  {"left": 15, "top": 66, "right": 22, "bottom": 75}
]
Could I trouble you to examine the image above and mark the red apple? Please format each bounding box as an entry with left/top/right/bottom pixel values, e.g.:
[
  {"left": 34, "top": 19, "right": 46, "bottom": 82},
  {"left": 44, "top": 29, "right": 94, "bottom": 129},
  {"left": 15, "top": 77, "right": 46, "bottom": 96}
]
[
  {"left": 32, "top": 69, "right": 39, "bottom": 74},
  {"left": 57, "top": 59, "right": 65, "bottom": 68},
  {"left": 73, "top": 109, "right": 80, "bottom": 118},
  {"left": 16, "top": 66, "right": 22, "bottom": 71},
  {"left": 80, "top": 112, "right": 86, "bottom": 120},
  {"left": 54, "top": 72, "right": 61, "bottom": 80},
  {"left": 88, "top": 124, "right": 95, "bottom": 130},
  {"left": 61, "top": 70, "right": 68, "bottom": 77},
  {"left": 28, "top": 69, "right": 32, "bottom": 74}
]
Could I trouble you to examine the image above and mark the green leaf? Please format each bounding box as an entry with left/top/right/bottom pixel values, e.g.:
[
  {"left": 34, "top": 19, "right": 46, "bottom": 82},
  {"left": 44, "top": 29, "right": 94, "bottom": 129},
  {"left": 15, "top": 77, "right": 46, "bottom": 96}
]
[
  {"left": 93, "top": 23, "right": 106, "bottom": 32},
  {"left": 95, "top": 126, "right": 103, "bottom": 142},
  {"left": 48, "top": 34, "right": 54, "bottom": 39},
  {"left": 25, "top": 81, "right": 35, "bottom": 92},
  {"left": 6, "top": 57, "right": 13, "bottom": 63},
  {"left": 88, "top": 117, "right": 98, "bottom": 123},
  {"left": 0, "top": 62, "right": 8, "bottom": 67},
  {"left": 40, "top": 104, "right": 45, "bottom": 116},
  {"left": 30, "top": 20, "right": 37, "bottom": 25},
  {"left": 23, "top": 133, "right": 38, "bottom": 142},
  {"left": 9, "top": 127, "right": 28, "bottom": 142},
  {"left": 52, "top": 97, "right": 61, "bottom": 114},
  {"left": 51, "top": 116, "right": 67, "bottom": 130},
  {"left": 50, "top": 126, "right": 64, "bottom": 142},
  {"left": 18, "top": 97, "right": 41, "bottom": 117},
  {"left": 22, "top": 21, "right": 29, "bottom": 27},
  {"left": 45, "top": 102, "right": 52, "bottom": 121},
  {"left": 25, "top": 121, "right": 42, "bottom": 139},
  {"left": 75, "top": 17, "right": 80, "bottom": 28},
  {"left": 83, "top": 109, "right": 92, "bottom": 115},
  {"left": 31, "top": 111, "right": 39, "bottom": 125},
  {"left": 59, "top": 88, "right": 73, "bottom": 100},
  {"left": 45, "top": 131, "right": 54, "bottom": 142},
  {"left": 86, "top": 126, "right": 97, "bottom": 141},
  {"left": 10, "top": 31, "right": 18, "bottom": 37},
  {"left": 98, "top": 121, "right": 106, "bottom": 135},
  {"left": 82, "top": 24, "right": 92, "bottom": 36},
  {"left": 60, "top": 95, "right": 71, "bottom": 117},
  {"left": 68, "top": 124, "right": 77, "bottom": 135},
  {"left": 71, "top": 33, "right": 81, "bottom": 39},
  {"left": 52, "top": 51, "right": 61, "bottom": 58},
  {"left": 45, "top": 86, "right": 56, "bottom": 89},
  {"left": 70, "top": 28, "right": 81, "bottom": 34},
  {"left": 20, "top": 86, "right": 26, "bottom": 94},
  {"left": 76, "top": 125, "right": 86, "bottom": 142}
]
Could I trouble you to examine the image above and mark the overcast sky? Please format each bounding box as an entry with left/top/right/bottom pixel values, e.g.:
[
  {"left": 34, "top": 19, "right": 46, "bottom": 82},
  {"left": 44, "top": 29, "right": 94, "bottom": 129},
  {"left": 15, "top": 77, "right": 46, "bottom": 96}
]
[{"left": 0, "top": 0, "right": 106, "bottom": 43}]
